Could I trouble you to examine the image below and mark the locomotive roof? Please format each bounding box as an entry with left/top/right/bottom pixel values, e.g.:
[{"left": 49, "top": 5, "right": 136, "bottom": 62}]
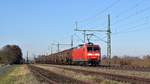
[
  {"left": 84, "top": 43, "right": 99, "bottom": 46},
  {"left": 51, "top": 43, "right": 100, "bottom": 54}
]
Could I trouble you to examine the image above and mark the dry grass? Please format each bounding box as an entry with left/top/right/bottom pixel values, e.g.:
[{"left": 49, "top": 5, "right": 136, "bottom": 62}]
[
  {"left": 102, "top": 56, "right": 150, "bottom": 67},
  {"left": 0, "top": 65, "right": 41, "bottom": 84},
  {"left": 0, "top": 64, "right": 4, "bottom": 67}
]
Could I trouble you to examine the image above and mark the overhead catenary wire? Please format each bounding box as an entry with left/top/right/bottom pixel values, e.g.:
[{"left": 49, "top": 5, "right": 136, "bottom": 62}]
[
  {"left": 114, "top": 0, "right": 143, "bottom": 18},
  {"left": 114, "top": 14, "right": 150, "bottom": 27},
  {"left": 112, "top": 0, "right": 146, "bottom": 25},
  {"left": 73, "top": 33, "right": 84, "bottom": 43},
  {"left": 112, "top": 13, "right": 150, "bottom": 35},
  {"left": 112, "top": 21, "right": 150, "bottom": 35},
  {"left": 112, "top": 4, "right": 150, "bottom": 26},
  {"left": 112, "top": 26, "right": 150, "bottom": 35},
  {"left": 78, "top": 0, "right": 121, "bottom": 23},
  {"left": 77, "top": 0, "right": 150, "bottom": 35},
  {"left": 93, "top": 34, "right": 107, "bottom": 43}
]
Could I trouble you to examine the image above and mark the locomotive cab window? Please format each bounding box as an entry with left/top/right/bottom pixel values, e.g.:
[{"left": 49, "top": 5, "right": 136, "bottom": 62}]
[
  {"left": 87, "top": 46, "right": 100, "bottom": 52},
  {"left": 87, "top": 47, "right": 93, "bottom": 51},
  {"left": 94, "top": 47, "right": 100, "bottom": 52}
]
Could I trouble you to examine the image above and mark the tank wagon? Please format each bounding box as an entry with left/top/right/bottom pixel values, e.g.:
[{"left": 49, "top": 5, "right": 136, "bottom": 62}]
[{"left": 36, "top": 43, "right": 101, "bottom": 65}]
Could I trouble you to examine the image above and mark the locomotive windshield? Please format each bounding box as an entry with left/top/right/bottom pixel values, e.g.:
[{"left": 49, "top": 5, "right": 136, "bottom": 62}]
[
  {"left": 94, "top": 47, "right": 100, "bottom": 51},
  {"left": 87, "top": 46, "right": 100, "bottom": 52},
  {"left": 87, "top": 47, "right": 93, "bottom": 51}
]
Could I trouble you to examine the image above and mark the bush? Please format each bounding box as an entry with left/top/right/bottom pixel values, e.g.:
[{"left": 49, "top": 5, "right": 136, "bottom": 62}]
[{"left": 0, "top": 45, "right": 23, "bottom": 64}]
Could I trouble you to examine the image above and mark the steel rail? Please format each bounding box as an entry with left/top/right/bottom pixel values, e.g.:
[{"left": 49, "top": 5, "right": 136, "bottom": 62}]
[
  {"left": 28, "top": 65, "right": 91, "bottom": 84},
  {"left": 53, "top": 66, "right": 150, "bottom": 84}
]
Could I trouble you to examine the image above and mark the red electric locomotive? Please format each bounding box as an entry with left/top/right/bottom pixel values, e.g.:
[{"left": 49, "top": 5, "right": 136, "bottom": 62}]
[{"left": 71, "top": 42, "right": 101, "bottom": 65}]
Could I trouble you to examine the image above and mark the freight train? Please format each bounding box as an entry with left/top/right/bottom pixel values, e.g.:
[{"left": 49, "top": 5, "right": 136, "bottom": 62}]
[{"left": 35, "top": 42, "right": 101, "bottom": 65}]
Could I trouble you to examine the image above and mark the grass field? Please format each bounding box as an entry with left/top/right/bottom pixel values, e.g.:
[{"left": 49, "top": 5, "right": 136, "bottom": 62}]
[
  {"left": 0, "top": 65, "right": 40, "bottom": 84},
  {"left": 0, "top": 64, "right": 4, "bottom": 67}
]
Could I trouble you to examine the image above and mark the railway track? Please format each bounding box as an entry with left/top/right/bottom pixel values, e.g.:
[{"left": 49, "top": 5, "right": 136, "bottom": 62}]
[
  {"left": 46, "top": 64, "right": 150, "bottom": 72},
  {"left": 99, "top": 65, "right": 150, "bottom": 72},
  {"left": 52, "top": 65, "right": 150, "bottom": 84},
  {"left": 28, "top": 65, "right": 90, "bottom": 84}
]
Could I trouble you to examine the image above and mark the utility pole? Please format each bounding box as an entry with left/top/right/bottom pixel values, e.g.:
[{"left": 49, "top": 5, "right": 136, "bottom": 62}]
[
  {"left": 51, "top": 47, "right": 53, "bottom": 54},
  {"left": 48, "top": 46, "right": 53, "bottom": 54},
  {"left": 33, "top": 54, "right": 36, "bottom": 64},
  {"left": 57, "top": 42, "right": 60, "bottom": 52},
  {"left": 75, "top": 14, "right": 112, "bottom": 66},
  {"left": 107, "top": 14, "right": 111, "bottom": 66},
  {"left": 26, "top": 51, "right": 29, "bottom": 64},
  {"left": 83, "top": 30, "right": 86, "bottom": 43},
  {"left": 71, "top": 35, "right": 74, "bottom": 48}
]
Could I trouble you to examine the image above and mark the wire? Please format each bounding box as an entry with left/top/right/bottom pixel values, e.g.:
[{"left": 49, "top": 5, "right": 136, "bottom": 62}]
[
  {"left": 112, "top": 5, "right": 150, "bottom": 26},
  {"left": 78, "top": 0, "right": 121, "bottom": 23},
  {"left": 112, "top": 11, "right": 150, "bottom": 34},
  {"left": 115, "top": 0, "right": 143, "bottom": 18},
  {"left": 116, "top": 21, "right": 148, "bottom": 32},
  {"left": 73, "top": 33, "right": 84, "bottom": 43},
  {"left": 115, "top": 14, "right": 150, "bottom": 26},
  {"left": 112, "top": 23, "right": 150, "bottom": 35},
  {"left": 113, "top": 26, "right": 150, "bottom": 35},
  {"left": 93, "top": 34, "right": 107, "bottom": 43}
]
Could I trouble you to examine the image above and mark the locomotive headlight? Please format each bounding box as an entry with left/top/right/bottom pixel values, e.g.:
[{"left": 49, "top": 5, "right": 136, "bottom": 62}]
[
  {"left": 88, "top": 53, "right": 93, "bottom": 56},
  {"left": 95, "top": 53, "right": 100, "bottom": 56}
]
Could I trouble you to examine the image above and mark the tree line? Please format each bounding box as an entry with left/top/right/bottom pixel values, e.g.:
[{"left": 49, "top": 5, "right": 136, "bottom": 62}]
[{"left": 0, "top": 45, "right": 23, "bottom": 64}]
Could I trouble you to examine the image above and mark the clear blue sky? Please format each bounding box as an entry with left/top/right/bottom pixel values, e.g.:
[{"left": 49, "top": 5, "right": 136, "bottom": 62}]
[{"left": 0, "top": 0, "right": 150, "bottom": 59}]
